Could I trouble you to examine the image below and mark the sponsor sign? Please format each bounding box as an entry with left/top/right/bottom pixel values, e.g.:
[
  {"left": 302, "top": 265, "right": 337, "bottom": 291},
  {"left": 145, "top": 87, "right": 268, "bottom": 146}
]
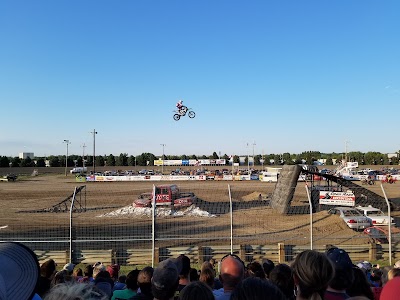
[{"left": 319, "top": 191, "right": 355, "bottom": 206}]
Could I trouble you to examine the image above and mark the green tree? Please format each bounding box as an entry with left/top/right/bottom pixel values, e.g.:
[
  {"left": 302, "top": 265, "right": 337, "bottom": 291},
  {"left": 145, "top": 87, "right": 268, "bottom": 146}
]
[
  {"left": 0, "top": 156, "right": 10, "bottom": 167},
  {"left": 20, "top": 157, "right": 35, "bottom": 167},
  {"left": 107, "top": 154, "right": 116, "bottom": 166},
  {"left": 36, "top": 158, "right": 46, "bottom": 167},
  {"left": 325, "top": 157, "right": 333, "bottom": 165},
  {"left": 128, "top": 155, "right": 136, "bottom": 166},
  {"left": 48, "top": 156, "right": 60, "bottom": 167},
  {"left": 116, "top": 153, "right": 128, "bottom": 166},
  {"left": 212, "top": 152, "right": 219, "bottom": 159},
  {"left": 96, "top": 156, "right": 105, "bottom": 167}
]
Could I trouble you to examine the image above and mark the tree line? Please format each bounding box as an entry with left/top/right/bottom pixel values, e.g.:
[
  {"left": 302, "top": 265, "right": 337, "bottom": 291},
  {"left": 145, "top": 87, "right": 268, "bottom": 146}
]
[{"left": 1, "top": 150, "right": 399, "bottom": 168}]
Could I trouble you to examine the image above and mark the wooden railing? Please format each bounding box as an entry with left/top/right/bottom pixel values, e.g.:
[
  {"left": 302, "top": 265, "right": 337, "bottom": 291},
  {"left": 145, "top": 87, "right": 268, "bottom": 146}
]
[{"left": 34, "top": 242, "right": 398, "bottom": 266}]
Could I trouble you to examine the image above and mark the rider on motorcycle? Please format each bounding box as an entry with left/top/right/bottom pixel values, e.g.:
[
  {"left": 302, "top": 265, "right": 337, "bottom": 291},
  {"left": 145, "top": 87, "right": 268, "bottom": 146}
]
[{"left": 176, "top": 100, "right": 183, "bottom": 109}]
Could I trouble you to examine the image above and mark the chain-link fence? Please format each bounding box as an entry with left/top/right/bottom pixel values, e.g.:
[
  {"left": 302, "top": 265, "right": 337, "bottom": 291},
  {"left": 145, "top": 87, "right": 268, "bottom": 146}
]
[{"left": 1, "top": 174, "right": 399, "bottom": 266}]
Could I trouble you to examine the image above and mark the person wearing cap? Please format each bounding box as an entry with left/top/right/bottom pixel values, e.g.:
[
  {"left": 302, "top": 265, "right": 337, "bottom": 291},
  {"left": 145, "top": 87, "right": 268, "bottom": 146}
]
[
  {"left": 325, "top": 247, "right": 354, "bottom": 300},
  {"left": 151, "top": 258, "right": 181, "bottom": 300},
  {"left": 63, "top": 263, "right": 76, "bottom": 276},
  {"left": 0, "top": 242, "right": 42, "bottom": 300},
  {"left": 213, "top": 254, "right": 245, "bottom": 300}
]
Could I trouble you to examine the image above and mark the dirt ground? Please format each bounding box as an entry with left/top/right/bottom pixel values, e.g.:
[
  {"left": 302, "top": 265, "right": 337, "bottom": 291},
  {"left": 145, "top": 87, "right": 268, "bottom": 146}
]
[{"left": 0, "top": 172, "right": 399, "bottom": 248}]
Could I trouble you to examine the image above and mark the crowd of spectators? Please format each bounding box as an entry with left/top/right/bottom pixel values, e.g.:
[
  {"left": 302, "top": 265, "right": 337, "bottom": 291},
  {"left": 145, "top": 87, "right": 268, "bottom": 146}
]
[{"left": 2, "top": 242, "right": 400, "bottom": 300}]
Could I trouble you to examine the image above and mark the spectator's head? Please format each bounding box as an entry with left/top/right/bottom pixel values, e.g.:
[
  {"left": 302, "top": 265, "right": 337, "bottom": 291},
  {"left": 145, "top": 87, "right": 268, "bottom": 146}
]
[
  {"left": 199, "top": 267, "right": 215, "bottom": 289},
  {"left": 394, "top": 260, "right": 400, "bottom": 269},
  {"left": 246, "top": 261, "right": 266, "bottom": 279},
  {"left": 219, "top": 254, "right": 245, "bottom": 291},
  {"left": 291, "top": 250, "right": 334, "bottom": 300},
  {"left": 356, "top": 260, "right": 372, "bottom": 275},
  {"left": 230, "top": 277, "right": 286, "bottom": 300},
  {"left": 73, "top": 268, "right": 83, "bottom": 278},
  {"left": 0, "top": 242, "right": 40, "bottom": 300},
  {"left": 347, "top": 266, "right": 375, "bottom": 300},
  {"left": 106, "top": 264, "right": 120, "bottom": 281},
  {"left": 126, "top": 269, "right": 140, "bottom": 291},
  {"left": 176, "top": 254, "right": 191, "bottom": 279},
  {"left": 62, "top": 263, "right": 75, "bottom": 275},
  {"left": 84, "top": 264, "right": 93, "bottom": 277},
  {"left": 40, "top": 259, "right": 57, "bottom": 279},
  {"left": 269, "top": 263, "right": 294, "bottom": 299},
  {"left": 370, "top": 268, "right": 383, "bottom": 287},
  {"left": 209, "top": 258, "right": 217, "bottom": 269},
  {"left": 326, "top": 247, "right": 354, "bottom": 290},
  {"left": 381, "top": 276, "right": 400, "bottom": 300},
  {"left": 388, "top": 268, "right": 400, "bottom": 281},
  {"left": 92, "top": 262, "right": 106, "bottom": 279},
  {"left": 189, "top": 268, "right": 199, "bottom": 281},
  {"left": 51, "top": 269, "right": 73, "bottom": 287},
  {"left": 152, "top": 258, "right": 181, "bottom": 300},
  {"left": 262, "top": 259, "right": 275, "bottom": 278},
  {"left": 138, "top": 266, "right": 154, "bottom": 296},
  {"left": 118, "top": 275, "right": 127, "bottom": 284},
  {"left": 44, "top": 282, "right": 108, "bottom": 300},
  {"left": 178, "top": 281, "right": 214, "bottom": 300}
]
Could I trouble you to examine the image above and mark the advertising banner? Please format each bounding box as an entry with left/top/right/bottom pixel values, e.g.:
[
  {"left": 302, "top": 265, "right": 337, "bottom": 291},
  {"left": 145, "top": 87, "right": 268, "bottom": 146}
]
[{"left": 319, "top": 191, "right": 355, "bottom": 206}]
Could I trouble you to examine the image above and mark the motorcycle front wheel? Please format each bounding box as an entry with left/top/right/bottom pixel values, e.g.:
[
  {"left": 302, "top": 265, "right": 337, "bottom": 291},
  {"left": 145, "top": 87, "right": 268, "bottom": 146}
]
[{"left": 188, "top": 111, "right": 196, "bottom": 118}]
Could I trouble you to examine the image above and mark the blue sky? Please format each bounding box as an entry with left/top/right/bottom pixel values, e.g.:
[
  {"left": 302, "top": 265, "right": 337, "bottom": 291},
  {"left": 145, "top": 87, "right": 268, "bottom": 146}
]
[{"left": 1, "top": 1, "right": 399, "bottom": 158}]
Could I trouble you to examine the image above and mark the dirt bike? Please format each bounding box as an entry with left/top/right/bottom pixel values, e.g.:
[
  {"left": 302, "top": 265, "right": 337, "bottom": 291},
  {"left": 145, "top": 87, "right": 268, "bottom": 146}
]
[
  {"left": 173, "top": 105, "right": 196, "bottom": 121},
  {"left": 361, "top": 178, "right": 375, "bottom": 185},
  {"left": 382, "top": 176, "right": 396, "bottom": 184}
]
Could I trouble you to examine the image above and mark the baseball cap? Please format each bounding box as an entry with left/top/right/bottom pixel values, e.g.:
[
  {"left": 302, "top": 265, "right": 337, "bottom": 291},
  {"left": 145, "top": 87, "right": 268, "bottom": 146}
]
[
  {"left": 152, "top": 258, "right": 182, "bottom": 291},
  {"left": 63, "top": 263, "right": 75, "bottom": 273},
  {"left": 0, "top": 242, "right": 40, "bottom": 300},
  {"left": 326, "top": 247, "right": 353, "bottom": 270}
]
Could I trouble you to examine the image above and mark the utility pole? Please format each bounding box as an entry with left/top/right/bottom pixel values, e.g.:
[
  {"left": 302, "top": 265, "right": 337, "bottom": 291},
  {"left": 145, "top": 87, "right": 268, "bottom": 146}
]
[
  {"left": 63, "top": 140, "right": 71, "bottom": 176},
  {"left": 91, "top": 129, "right": 98, "bottom": 174},
  {"left": 160, "top": 144, "right": 166, "bottom": 174}
]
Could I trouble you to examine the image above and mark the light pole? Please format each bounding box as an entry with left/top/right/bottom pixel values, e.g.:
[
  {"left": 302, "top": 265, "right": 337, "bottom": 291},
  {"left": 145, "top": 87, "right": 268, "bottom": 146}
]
[
  {"left": 91, "top": 129, "right": 98, "bottom": 174},
  {"left": 81, "top": 143, "right": 86, "bottom": 168},
  {"left": 160, "top": 144, "right": 166, "bottom": 174},
  {"left": 246, "top": 143, "right": 250, "bottom": 175},
  {"left": 63, "top": 140, "right": 71, "bottom": 176}
]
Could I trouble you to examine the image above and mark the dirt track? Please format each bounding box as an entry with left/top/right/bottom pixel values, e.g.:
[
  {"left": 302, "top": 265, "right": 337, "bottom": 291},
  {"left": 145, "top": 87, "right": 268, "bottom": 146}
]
[{"left": 0, "top": 174, "right": 399, "bottom": 248}]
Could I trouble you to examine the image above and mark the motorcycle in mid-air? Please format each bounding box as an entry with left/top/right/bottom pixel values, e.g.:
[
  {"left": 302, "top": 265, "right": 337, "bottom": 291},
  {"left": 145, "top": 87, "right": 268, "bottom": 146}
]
[{"left": 173, "top": 105, "right": 196, "bottom": 121}]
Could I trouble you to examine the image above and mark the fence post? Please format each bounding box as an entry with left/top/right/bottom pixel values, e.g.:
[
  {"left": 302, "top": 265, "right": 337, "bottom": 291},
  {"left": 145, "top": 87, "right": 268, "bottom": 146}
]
[
  {"left": 239, "top": 244, "right": 246, "bottom": 262},
  {"left": 369, "top": 242, "right": 377, "bottom": 261},
  {"left": 154, "top": 247, "right": 160, "bottom": 265},
  {"left": 278, "top": 243, "right": 285, "bottom": 263},
  {"left": 198, "top": 246, "right": 204, "bottom": 264}
]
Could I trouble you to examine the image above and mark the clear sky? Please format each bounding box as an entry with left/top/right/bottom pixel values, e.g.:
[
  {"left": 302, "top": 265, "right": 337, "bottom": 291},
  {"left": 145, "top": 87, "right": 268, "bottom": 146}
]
[{"left": 1, "top": 1, "right": 399, "bottom": 158}]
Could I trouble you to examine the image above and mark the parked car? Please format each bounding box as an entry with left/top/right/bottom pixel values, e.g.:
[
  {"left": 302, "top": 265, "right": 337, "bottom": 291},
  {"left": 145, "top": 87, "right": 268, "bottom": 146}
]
[
  {"left": 363, "top": 226, "right": 400, "bottom": 244},
  {"left": 328, "top": 207, "right": 371, "bottom": 230},
  {"left": 355, "top": 206, "right": 395, "bottom": 226}
]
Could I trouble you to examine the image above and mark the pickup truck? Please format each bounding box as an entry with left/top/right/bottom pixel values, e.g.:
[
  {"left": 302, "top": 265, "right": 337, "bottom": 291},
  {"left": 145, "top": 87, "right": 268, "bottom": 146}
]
[{"left": 0, "top": 174, "right": 17, "bottom": 182}]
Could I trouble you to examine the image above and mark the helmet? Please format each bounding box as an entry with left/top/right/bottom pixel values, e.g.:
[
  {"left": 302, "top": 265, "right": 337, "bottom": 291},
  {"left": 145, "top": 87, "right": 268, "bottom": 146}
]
[{"left": 178, "top": 100, "right": 183, "bottom": 104}]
